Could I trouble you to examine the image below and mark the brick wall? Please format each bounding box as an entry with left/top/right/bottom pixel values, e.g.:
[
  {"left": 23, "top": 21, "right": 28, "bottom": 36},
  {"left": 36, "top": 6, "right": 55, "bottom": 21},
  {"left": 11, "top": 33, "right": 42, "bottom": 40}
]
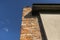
[{"left": 20, "top": 7, "right": 42, "bottom": 40}]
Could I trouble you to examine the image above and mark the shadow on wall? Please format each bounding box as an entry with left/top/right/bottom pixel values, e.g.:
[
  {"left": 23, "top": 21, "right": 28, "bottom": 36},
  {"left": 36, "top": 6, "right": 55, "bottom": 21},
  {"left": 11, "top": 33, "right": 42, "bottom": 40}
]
[
  {"left": 24, "top": 10, "right": 47, "bottom": 40},
  {"left": 24, "top": 11, "right": 36, "bottom": 18},
  {"left": 37, "top": 13, "right": 48, "bottom": 40}
]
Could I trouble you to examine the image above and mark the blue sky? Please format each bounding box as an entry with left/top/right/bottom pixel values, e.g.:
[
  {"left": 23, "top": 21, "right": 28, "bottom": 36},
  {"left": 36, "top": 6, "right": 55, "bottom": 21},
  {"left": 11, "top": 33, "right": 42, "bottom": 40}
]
[{"left": 0, "top": 0, "right": 60, "bottom": 40}]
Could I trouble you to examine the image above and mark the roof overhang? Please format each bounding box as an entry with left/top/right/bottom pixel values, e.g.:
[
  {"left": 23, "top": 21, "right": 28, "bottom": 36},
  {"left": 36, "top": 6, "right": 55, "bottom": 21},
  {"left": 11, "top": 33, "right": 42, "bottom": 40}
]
[{"left": 32, "top": 4, "right": 60, "bottom": 16}]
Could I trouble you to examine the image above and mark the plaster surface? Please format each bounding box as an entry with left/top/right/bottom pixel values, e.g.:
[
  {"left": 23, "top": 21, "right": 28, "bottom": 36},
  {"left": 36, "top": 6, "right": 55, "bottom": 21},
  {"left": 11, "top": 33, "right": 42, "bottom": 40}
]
[{"left": 40, "top": 14, "right": 60, "bottom": 40}]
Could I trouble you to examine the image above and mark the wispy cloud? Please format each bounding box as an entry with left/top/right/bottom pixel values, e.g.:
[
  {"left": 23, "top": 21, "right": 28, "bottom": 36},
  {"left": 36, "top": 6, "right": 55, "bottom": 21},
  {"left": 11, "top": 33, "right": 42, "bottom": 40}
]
[{"left": 3, "top": 28, "right": 8, "bottom": 32}]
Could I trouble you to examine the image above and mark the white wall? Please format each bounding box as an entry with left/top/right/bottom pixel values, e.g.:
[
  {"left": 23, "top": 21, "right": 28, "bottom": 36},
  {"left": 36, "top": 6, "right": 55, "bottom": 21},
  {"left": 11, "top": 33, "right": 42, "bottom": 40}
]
[{"left": 40, "top": 14, "right": 60, "bottom": 40}]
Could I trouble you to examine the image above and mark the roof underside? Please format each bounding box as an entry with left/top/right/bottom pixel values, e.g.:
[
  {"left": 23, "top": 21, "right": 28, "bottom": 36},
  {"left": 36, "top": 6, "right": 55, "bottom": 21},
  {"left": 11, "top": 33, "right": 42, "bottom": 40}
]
[{"left": 32, "top": 4, "right": 60, "bottom": 16}]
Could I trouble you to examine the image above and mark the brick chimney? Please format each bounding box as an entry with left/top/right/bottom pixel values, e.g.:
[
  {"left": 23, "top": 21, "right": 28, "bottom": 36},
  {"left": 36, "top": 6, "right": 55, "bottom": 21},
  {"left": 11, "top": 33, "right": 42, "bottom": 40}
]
[{"left": 20, "top": 7, "right": 42, "bottom": 40}]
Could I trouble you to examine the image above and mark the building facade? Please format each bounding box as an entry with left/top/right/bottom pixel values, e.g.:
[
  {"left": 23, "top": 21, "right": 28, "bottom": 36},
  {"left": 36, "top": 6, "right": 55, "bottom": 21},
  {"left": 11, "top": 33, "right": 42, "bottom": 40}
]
[{"left": 20, "top": 4, "right": 60, "bottom": 40}]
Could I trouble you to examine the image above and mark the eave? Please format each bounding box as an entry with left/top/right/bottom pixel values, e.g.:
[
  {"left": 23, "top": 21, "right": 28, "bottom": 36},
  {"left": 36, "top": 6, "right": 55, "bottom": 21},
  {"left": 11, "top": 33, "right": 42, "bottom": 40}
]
[{"left": 32, "top": 4, "right": 60, "bottom": 16}]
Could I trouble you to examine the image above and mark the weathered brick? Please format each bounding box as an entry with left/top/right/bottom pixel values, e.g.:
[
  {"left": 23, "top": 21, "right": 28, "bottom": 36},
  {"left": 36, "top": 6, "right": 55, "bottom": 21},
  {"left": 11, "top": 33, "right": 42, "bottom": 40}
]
[
  {"left": 25, "top": 35, "right": 33, "bottom": 40},
  {"left": 20, "top": 7, "right": 42, "bottom": 40},
  {"left": 20, "top": 35, "right": 33, "bottom": 40},
  {"left": 21, "top": 28, "right": 31, "bottom": 34}
]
